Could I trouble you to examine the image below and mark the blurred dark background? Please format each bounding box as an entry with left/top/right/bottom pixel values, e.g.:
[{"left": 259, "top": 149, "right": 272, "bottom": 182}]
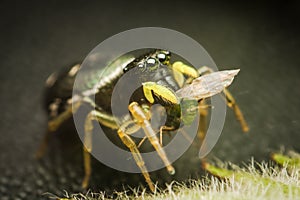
[{"left": 0, "top": 0, "right": 300, "bottom": 199}]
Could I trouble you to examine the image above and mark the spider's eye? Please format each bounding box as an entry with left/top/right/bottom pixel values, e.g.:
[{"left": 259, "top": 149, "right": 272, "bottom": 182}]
[
  {"left": 136, "top": 62, "right": 146, "bottom": 72},
  {"left": 138, "top": 63, "right": 144, "bottom": 68},
  {"left": 157, "top": 52, "right": 170, "bottom": 64},
  {"left": 146, "top": 58, "right": 157, "bottom": 70}
]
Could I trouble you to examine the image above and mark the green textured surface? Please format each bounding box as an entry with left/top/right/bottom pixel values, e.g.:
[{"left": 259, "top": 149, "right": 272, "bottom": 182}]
[{"left": 0, "top": 1, "right": 299, "bottom": 199}]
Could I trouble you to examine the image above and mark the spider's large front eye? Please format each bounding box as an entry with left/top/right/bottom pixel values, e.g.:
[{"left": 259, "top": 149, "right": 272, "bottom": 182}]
[{"left": 157, "top": 51, "right": 170, "bottom": 65}]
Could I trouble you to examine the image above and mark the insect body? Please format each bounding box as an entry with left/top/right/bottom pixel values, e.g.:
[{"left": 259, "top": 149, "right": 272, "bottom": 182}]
[{"left": 38, "top": 49, "right": 248, "bottom": 192}]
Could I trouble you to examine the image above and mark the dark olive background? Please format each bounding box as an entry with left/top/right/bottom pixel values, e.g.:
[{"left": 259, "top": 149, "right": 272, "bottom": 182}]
[{"left": 0, "top": 0, "right": 300, "bottom": 199}]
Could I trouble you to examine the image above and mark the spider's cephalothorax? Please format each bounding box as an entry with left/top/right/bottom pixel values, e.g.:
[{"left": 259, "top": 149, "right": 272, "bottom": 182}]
[{"left": 38, "top": 49, "right": 249, "bottom": 192}]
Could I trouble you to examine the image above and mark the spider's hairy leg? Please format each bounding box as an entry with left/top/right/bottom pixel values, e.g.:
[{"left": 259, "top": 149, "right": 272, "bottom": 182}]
[
  {"left": 198, "top": 66, "right": 249, "bottom": 133},
  {"left": 129, "top": 102, "right": 175, "bottom": 175},
  {"left": 36, "top": 100, "right": 82, "bottom": 158},
  {"left": 82, "top": 109, "right": 119, "bottom": 189}
]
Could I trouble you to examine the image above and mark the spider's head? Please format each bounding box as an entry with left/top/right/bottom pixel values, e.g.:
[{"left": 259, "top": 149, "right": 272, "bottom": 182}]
[{"left": 124, "top": 50, "right": 171, "bottom": 73}]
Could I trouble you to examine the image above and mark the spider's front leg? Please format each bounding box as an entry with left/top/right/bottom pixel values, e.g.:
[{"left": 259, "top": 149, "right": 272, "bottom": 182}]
[
  {"left": 83, "top": 104, "right": 158, "bottom": 192},
  {"left": 117, "top": 119, "right": 155, "bottom": 192},
  {"left": 128, "top": 102, "right": 175, "bottom": 175}
]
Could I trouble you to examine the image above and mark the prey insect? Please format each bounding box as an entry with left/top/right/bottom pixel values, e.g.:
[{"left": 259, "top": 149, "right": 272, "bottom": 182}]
[{"left": 37, "top": 49, "right": 248, "bottom": 192}]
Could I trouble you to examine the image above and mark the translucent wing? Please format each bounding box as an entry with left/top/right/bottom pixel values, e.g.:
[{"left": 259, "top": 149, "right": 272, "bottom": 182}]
[{"left": 176, "top": 69, "right": 240, "bottom": 99}]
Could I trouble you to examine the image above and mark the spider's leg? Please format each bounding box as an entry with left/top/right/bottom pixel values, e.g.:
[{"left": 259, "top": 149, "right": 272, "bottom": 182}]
[
  {"left": 137, "top": 136, "right": 147, "bottom": 148},
  {"left": 159, "top": 126, "right": 175, "bottom": 146},
  {"left": 36, "top": 99, "right": 82, "bottom": 158},
  {"left": 48, "top": 100, "right": 81, "bottom": 132},
  {"left": 82, "top": 107, "right": 155, "bottom": 191},
  {"left": 197, "top": 99, "right": 210, "bottom": 165},
  {"left": 198, "top": 99, "right": 208, "bottom": 145},
  {"left": 198, "top": 66, "right": 249, "bottom": 133},
  {"left": 223, "top": 88, "right": 249, "bottom": 132},
  {"left": 129, "top": 102, "right": 175, "bottom": 175},
  {"left": 117, "top": 125, "right": 155, "bottom": 192},
  {"left": 82, "top": 109, "right": 119, "bottom": 189}
]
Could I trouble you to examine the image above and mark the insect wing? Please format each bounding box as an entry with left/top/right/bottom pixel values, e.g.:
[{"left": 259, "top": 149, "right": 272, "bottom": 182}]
[{"left": 176, "top": 69, "right": 240, "bottom": 99}]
